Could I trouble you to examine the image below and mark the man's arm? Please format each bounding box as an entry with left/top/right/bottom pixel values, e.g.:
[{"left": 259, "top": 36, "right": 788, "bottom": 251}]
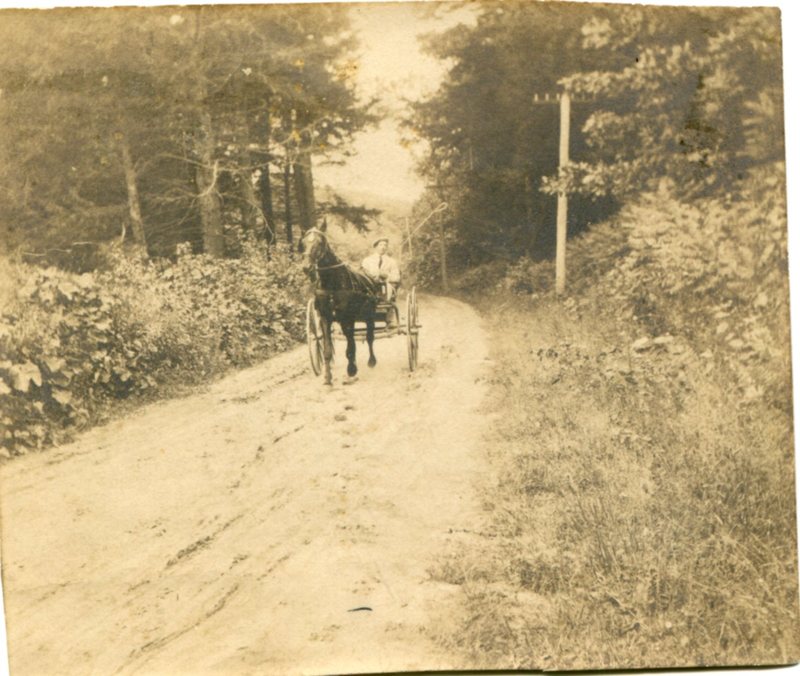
[
  {"left": 386, "top": 257, "right": 401, "bottom": 284},
  {"left": 361, "top": 254, "right": 379, "bottom": 278}
]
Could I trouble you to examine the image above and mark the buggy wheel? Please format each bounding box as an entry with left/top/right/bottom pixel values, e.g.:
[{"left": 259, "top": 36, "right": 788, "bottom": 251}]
[
  {"left": 406, "top": 287, "right": 419, "bottom": 371},
  {"left": 306, "top": 299, "right": 323, "bottom": 376}
]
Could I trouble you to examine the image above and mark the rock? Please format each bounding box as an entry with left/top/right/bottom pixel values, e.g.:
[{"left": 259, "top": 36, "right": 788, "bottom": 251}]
[
  {"left": 653, "top": 335, "right": 675, "bottom": 346},
  {"left": 631, "top": 337, "right": 651, "bottom": 352}
]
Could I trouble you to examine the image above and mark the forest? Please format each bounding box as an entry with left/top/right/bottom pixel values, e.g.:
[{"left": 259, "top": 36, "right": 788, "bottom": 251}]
[
  {"left": 407, "top": 3, "right": 784, "bottom": 283},
  {"left": 0, "top": 2, "right": 790, "bottom": 458},
  {"left": 0, "top": 5, "right": 378, "bottom": 267}
]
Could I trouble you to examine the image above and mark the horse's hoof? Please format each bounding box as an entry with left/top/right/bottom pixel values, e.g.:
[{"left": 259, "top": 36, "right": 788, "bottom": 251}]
[
  {"left": 368, "top": 357, "right": 376, "bottom": 368},
  {"left": 324, "top": 378, "right": 333, "bottom": 386},
  {"left": 347, "top": 363, "right": 358, "bottom": 377}
]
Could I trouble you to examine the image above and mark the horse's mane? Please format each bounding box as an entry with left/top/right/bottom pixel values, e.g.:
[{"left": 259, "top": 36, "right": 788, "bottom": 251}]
[{"left": 314, "top": 232, "right": 381, "bottom": 296}]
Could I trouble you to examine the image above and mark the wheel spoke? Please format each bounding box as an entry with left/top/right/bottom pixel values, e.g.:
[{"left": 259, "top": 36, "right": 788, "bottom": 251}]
[{"left": 306, "top": 299, "right": 323, "bottom": 376}]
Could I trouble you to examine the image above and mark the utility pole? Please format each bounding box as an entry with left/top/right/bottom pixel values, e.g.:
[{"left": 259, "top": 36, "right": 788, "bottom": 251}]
[
  {"left": 533, "top": 90, "right": 581, "bottom": 295},
  {"left": 438, "top": 216, "right": 448, "bottom": 292},
  {"left": 556, "top": 91, "right": 570, "bottom": 296},
  {"left": 402, "top": 202, "right": 447, "bottom": 258}
]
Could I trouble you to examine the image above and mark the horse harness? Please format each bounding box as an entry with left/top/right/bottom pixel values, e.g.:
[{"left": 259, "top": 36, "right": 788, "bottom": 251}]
[{"left": 305, "top": 228, "right": 380, "bottom": 298}]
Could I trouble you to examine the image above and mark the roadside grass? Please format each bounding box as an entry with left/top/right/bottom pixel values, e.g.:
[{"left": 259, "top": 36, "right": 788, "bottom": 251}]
[{"left": 430, "top": 292, "right": 799, "bottom": 670}]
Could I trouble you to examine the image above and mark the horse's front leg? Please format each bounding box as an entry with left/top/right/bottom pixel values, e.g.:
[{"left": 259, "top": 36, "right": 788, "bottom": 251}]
[
  {"left": 366, "top": 310, "right": 376, "bottom": 368},
  {"left": 320, "top": 316, "right": 334, "bottom": 386},
  {"left": 343, "top": 320, "right": 358, "bottom": 378}
]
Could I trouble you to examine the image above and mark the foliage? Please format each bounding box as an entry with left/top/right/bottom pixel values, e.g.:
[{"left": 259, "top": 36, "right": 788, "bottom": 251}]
[
  {"left": 0, "top": 241, "right": 307, "bottom": 456},
  {"left": 430, "top": 160, "right": 796, "bottom": 668},
  {"left": 507, "top": 160, "right": 790, "bottom": 407},
  {"left": 566, "top": 161, "right": 789, "bottom": 403},
  {"left": 0, "top": 6, "right": 374, "bottom": 263},
  {"left": 407, "top": 2, "right": 623, "bottom": 265},
  {"left": 318, "top": 192, "right": 382, "bottom": 233},
  {"left": 549, "top": 7, "right": 783, "bottom": 200},
  {"left": 410, "top": 4, "right": 783, "bottom": 282}
]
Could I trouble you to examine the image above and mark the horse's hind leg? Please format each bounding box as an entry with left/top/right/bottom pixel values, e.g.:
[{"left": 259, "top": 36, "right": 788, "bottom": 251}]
[
  {"left": 343, "top": 321, "right": 358, "bottom": 378},
  {"left": 367, "top": 315, "right": 376, "bottom": 368},
  {"left": 321, "top": 317, "right": 334, "bottom": 386}
]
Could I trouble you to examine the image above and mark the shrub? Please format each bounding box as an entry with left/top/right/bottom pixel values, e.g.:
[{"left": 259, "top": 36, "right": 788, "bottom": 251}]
[
  {"left": 452, "top": 260, "right": 507, "bottom": 294},
  {"left": 0, "top": 240, "right": 307, "bottom": 456},
  {"left": 437, "top": 161, "right": 797, "bottom": 669},
  {"left": 532, "top": 161, "right": 790, "bottom": 402}
]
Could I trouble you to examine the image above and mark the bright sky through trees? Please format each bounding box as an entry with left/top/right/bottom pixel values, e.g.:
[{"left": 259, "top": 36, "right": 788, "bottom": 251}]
[{"left": 315, "top": 2, "right": 476, "bottom": 206}]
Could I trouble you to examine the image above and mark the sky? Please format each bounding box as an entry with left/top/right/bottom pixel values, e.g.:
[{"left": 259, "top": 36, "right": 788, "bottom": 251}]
[{"left": 315, "top": 2, "right": 476, "bottom": 208}]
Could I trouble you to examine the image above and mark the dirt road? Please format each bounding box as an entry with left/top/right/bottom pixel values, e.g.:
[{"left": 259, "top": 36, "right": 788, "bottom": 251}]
[{"left": 0, "top": 296, "right": 492, "bottom": 675}]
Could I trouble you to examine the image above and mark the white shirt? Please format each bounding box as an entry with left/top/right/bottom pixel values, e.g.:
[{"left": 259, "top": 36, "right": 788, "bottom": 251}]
[{"left": 361, "top": 252, "right": 401, "bottom": 284}]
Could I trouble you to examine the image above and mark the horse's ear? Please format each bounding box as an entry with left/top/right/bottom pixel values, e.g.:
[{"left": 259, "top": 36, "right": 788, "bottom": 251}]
[{"left": 320, "top": 217, "right": 328, "bottom": 232}]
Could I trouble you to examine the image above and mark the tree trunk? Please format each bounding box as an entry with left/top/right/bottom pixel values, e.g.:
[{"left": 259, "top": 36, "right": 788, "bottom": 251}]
[
  {"left": 117, "top": 133, "right": 147, "bottom": 250},
  {"left": 258, "top": 162, "right": 276, "bottom": 247},
  {"left": 283, "top": 153, "right": 294, "bottom": 249},
  {"left": 255, "top": 107, "right": 277, "bottom": 249},
  {"left": 239, "top": 168, "right": 258, "bottom": 233},
  {"left": 293, "top": 132, "right": 316, "bottom": 234},
  {"left": 293, "top": 159, "right": 307, "bottom": 233},
  {"left": 191, "top": 10, "right": 224, "bottom": 258},
  {"left": 194, "top": 110, "right": 225, "bottom": 258}
]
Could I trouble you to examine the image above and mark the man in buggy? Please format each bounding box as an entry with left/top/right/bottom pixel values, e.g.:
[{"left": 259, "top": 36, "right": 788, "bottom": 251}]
[{"left": 361, "top": 236, "right": 401, "bottom": 327}]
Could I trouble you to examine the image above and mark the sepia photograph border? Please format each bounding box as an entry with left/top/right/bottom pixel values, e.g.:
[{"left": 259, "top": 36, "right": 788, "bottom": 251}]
[{"left": 0, "top": 0, "right": 798, "bottom": 674}]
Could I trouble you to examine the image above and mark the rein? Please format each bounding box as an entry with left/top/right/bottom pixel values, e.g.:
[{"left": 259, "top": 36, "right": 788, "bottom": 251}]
[
  {"left": 305, "top": 228, "right": 347, "bottom": 274},
  {"left": 303, "top": 227, "right": 378, "bottom": 297},
  {"left": 316, "top": 261, "right": 347, "bottom": 271}
]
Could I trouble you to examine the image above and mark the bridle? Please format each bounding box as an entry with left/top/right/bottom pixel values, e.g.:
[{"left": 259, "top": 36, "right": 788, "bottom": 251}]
[
  {"left": 303, "top": 228, "right": 347, "bottom": 271},
  {"left": 302, "top": 227, "right": 381, "bottom": 298}
]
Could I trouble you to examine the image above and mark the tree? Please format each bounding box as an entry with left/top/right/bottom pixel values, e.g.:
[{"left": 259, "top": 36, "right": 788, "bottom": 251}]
[
  {"left": 547, "top": 7, "right": 783, "bottom": 199},
  {"left": 0, "top": 5, "right": 376, "bottom": 264},
  {"left": 408, "top": 2, "right": 618, "bottom": 266},
  {"left": 0, "top": 11, "right": 175, "bottom": 266},
  {"left": 409, "top": 2, "right": 783, "bottom": 276}
]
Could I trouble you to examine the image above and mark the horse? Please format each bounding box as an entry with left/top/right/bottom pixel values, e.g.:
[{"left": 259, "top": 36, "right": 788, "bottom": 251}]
[{"left": 300, "top": 224, "right": 381, "bottom": 385}]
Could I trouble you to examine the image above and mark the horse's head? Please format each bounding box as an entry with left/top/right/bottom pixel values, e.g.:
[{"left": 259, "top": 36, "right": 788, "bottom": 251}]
[{"left": 299, "top": 226, "right": 329, "bottom": 278}]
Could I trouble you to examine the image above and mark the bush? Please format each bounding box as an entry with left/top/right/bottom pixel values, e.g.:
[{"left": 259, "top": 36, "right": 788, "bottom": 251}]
[
  {"left": 452, "top": 260, "right": 507, "bottom": 294},
  {"left": 533, "top": 161, "right": 790, "bottom": 403},
  {"left": 501, "top": 256, "right": 556, "bottom": 295},
  {"left": 435, "top": 162, "right": 797, "bottom": 669},
  {"left": 0, "top": 240, "right": 307, "bottom": 456}
]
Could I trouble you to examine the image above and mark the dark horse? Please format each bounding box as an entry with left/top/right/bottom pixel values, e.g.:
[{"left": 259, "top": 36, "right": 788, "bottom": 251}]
[{"left": 300, "top": 224, "right": 381, "bottom": 385}]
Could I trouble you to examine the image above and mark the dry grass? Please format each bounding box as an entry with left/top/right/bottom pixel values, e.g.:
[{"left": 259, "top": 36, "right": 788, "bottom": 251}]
[{"left": 431, "top": 293, "right": 800, "bottom": 670}]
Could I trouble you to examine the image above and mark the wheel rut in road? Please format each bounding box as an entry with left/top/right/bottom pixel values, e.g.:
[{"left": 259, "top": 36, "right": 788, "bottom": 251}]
[{"left": 0, "top": 295, "right": 492, "bottom": 675}]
